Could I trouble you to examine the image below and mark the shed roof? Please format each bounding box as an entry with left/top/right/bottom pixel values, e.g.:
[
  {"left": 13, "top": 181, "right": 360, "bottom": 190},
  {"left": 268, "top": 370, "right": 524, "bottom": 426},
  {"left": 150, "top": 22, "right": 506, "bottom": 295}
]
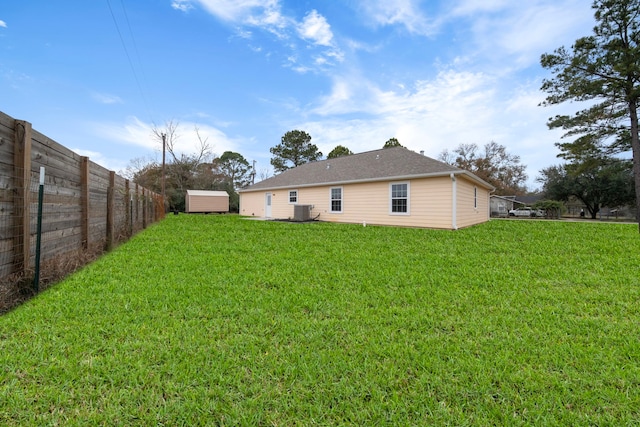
[
  {"left": 240, "top": 147, "right": 494, "bottom": 192},
  {"left": 186, "top": 190, "right": 229, "bottom": 197}
]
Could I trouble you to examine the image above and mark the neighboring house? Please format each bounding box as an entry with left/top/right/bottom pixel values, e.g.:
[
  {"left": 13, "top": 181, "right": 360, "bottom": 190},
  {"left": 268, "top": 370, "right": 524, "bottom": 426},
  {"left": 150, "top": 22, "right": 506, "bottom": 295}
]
[
  {"left": 518, "top": 194, "right": 543, "bottom": 207},
  {"left": 238, "top": 147, "right": 495, "bottom": 230},
  {"left": 490, "top": 194, "right": 545, "bottom": 217},
  {"left": 490, "top": 195, "right": 518, "bottom": 217}
]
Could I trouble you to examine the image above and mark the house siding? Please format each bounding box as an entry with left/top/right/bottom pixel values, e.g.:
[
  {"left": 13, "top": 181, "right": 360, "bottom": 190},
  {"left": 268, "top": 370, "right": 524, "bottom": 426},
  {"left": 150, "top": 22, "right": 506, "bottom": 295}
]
[
  {"left": 240, "top": 192, "right": 266, "bottom": 217},
  {"left": 455, "top": 177, "right": 489, "bottom": 228},
  {"left": 270, "top": 192, "right": 293, "bottom": 219},
  {"left": 240, "top": 175, "right": 490, "bottom": 229}
]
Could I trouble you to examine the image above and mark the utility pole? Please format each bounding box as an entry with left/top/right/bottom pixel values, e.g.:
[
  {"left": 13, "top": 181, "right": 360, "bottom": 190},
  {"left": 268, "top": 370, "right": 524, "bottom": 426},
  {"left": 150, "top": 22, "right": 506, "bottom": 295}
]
[
  {"left": 161, "top": 133, "right": 166, "bottom": 212},
  {"left": 251, "top": 160, "right": 256, "bottom": 185}
]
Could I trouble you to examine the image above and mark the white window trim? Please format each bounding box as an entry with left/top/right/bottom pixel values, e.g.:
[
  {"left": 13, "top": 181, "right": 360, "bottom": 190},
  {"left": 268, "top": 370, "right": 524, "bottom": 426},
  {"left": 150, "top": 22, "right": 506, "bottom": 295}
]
[
  {"left": 389, "top": 181, "right": 410, "bottom": 215},
  {"left": 329, "top": 186, "right": 343, "bottom": 213},
  {"left": 289, "top": 189, "right": 298, "bottom": 204}
]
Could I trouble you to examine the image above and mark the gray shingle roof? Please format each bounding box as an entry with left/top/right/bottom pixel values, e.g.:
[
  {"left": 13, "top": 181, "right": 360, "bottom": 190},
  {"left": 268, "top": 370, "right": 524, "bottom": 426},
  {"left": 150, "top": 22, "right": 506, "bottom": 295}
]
[{"left": 241, "top": 146, "right": 494, "bottom": 192}]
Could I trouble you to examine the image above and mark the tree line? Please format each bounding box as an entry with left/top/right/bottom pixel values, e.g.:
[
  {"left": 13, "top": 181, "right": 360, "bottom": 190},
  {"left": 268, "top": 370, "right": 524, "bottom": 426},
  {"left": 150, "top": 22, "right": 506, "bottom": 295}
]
[
  {"left": 126, "top": 1, "right": 639, "bottom": 223},
  {"left": 124, "top": 120, "right": 253, "bottom": 212},
  {"left": 127, "top": 117, "right": 634, "bottom": 219}
]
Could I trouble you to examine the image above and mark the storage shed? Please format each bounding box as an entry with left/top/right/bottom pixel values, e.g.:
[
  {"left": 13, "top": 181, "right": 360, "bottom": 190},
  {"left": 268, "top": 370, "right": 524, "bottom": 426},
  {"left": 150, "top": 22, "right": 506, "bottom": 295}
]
[{"left": 185, "top": 190, "right": 229, "bottom": 213}]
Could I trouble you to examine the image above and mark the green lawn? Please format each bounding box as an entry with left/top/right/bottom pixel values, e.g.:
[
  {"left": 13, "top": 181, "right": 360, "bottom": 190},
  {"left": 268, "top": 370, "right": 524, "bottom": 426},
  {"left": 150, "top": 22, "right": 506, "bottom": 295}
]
[{"left": 1, "top": 215, "right": 639, "bottom": 425}]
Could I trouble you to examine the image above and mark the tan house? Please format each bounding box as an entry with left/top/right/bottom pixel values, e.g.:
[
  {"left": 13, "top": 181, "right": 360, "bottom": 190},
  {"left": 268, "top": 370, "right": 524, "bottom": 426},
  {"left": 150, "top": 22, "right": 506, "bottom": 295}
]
[{"left": 238, "top": 147, "right": 494, "bottom": 229}]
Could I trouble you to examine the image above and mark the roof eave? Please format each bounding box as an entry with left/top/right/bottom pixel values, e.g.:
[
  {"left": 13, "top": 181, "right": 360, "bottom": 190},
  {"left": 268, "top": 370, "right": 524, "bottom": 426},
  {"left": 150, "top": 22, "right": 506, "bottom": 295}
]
[
  {"left": 239, "top": 170, "right": 494, "bottom": 193},
  {"left": 454, "top": 171, "right": 496, "bottom": 191}
]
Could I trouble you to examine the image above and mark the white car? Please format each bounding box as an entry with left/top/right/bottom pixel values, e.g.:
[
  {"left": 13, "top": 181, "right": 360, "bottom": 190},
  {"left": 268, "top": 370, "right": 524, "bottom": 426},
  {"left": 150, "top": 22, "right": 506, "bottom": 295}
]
[{"left": 508, "top": 207, "right": 544, "bottom": 217}]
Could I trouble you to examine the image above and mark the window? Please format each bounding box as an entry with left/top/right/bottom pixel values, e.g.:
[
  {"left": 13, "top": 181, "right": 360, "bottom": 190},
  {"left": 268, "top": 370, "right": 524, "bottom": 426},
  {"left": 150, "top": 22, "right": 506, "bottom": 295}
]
[
  {"left": 474, "top": 186, "right": 478, "bottom": 209},
  {"left": 390, "top": 182, "right": 409, "bottom": 214},
  {"left": 330, "top": 187, "right": 342, "bottom": 213},
  {"left": 289, "top": 190, "right": 298, "bottom": 204}
]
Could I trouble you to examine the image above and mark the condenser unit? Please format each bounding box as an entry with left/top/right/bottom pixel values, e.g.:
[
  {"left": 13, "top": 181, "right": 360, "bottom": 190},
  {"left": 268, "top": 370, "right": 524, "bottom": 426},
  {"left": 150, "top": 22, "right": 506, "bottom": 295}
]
[{"left": 293, "top": 204, "right": 312, "bottom": 221}]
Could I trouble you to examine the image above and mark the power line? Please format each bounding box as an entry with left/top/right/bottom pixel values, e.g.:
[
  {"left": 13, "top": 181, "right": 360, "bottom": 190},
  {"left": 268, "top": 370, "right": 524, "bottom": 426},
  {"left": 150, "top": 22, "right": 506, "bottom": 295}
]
[
  {"left": 119, "top": 0, "right": 150, "bottom": 90},
  {"left": 106, "top": 0, "right": 154, "bottom": 123}
]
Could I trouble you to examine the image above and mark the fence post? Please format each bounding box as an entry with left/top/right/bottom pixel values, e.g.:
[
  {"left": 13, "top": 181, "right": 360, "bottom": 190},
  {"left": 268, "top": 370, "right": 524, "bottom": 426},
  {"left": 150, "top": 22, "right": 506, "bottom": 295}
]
[
  {"left": 81, "top": 156, "right": 89, "bottom": 250},
  {"left": 34, "top": 167, "right": 45, "bottom": 291},
  {"left": 142, "top": 188, "right": 147, "bottom": 229},
  {"left": 125, "top": 179, "right": 131, "bottom": 237},
  {"left": 13, "top": 120, "right": 32, "bottom": 275},
  {"left": 106, "top": 171, "right": 115, "bottom": 250},
  {"left": 135, "top": 183, "right": 140, "bottom": 227}
]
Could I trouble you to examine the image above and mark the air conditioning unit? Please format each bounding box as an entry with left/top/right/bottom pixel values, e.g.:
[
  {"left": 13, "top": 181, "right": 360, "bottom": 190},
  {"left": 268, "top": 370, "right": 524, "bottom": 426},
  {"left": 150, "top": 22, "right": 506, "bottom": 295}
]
[{"left": 293, "top": 204, "right": 312, "bottom": 221}]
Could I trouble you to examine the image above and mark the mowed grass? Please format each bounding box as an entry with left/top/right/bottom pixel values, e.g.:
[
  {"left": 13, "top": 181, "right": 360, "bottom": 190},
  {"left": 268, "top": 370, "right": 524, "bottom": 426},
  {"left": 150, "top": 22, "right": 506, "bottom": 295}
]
[{"left": 1, "top": 215, "right": 639, "bottom": 425}]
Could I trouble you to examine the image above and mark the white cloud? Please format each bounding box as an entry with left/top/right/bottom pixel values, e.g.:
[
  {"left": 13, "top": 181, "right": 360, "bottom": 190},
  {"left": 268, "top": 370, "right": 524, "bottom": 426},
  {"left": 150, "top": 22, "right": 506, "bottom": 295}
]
[
  {"left": 310, "top": 76, "right": 358, "bottom": 115},
  {"left": 71, "top": 148, "right": 129, "bottom": 174},
  {"left": 355, "top": 0, "right": 437, "bottom": 35},
  {"left": 90, "top": 116, "right": 241, "bottom": 158},
  {"left": 194, "top": 0, "right": 283, "bottom": 24},
  {"left": 310, "top": 69, "right": 494, "bottom": 119},
  {"left": 297, "top": 67, "right": 575, "bottom": 190},
  {"left": 448, "top": 0, "right": 595, "bottom": 71},
  {"left": 236, "top": 29, "right": 253, "bottom": 39},
  {"left": 91, "top": 117, "right": 155, "bottom": 150},
  {"left": 450, "top": 0, "right": 511, "bottom": 15},
  {"left": 308, "top": 69, "right": 495, "bottom": 147},
  {"left": 0, "top": 20, "right": 7, "bottom": 28},
  {"left": 71, "top": 148, "right": 105, "bottom": 159},
  {"left": 171, "top": 1, "right": 193, "bottom": 12},
  {"left": 297, "top": 10, "right": 333, "bottom": 46},
  {"left": 188, "top": 1, "right": 342, "bottom": 72},
  {"left": 91, "top": 92, "right": 123, "bottom": 105},
  {"left": 498, "top": 5, "right": 591, "bottom": 66}
]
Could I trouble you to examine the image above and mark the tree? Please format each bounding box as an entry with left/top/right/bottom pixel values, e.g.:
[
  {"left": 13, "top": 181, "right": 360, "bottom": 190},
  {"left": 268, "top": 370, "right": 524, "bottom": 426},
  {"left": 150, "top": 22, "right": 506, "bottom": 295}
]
[
  {"left": 258, "top": 168, "right": 271, "bottom": 182},
  {"left": 128, "top": 123, "right": 258, "bottom": 212},
  {"left": 383, "top": 137, "right": 403, "bottom": 148},
  {"left": 438, "top": 142, "right": 528, "bottom": 195},
  {"left": 128, "top": 159, "right": 162, "bottom": 191},
  {"left": 533, "top": 199, "right": 564, "bottom": 219},
  {"left": 327, "top": 145, "right": 354, "bottom": 159},
  {"left": 540, "top": 0, "right": 640, "bottom": 227},
  {"left": 134, "top": 121, "right": 216, "bottom": 211},
  {"left": 121, "top": 155, "right": 157, "bottom": 182},
  {"left": 212, "top": 151, "right": 252, "bottom": 213},
  {"left": 217, "top": 151, "right": 252, "bottom": 189},
  {"left": 538, "top": 159, "right": 635, "bottom": 218},
  {"left": 270, "top": 130, "right": 322, "bottom": 173}
]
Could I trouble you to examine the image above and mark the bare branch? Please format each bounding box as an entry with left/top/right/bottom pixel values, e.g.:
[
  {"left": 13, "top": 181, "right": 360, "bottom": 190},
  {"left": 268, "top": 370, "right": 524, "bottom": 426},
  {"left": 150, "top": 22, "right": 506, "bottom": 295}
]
[{"left": 194, "top": 126, "right": 213, "bottom": 164}]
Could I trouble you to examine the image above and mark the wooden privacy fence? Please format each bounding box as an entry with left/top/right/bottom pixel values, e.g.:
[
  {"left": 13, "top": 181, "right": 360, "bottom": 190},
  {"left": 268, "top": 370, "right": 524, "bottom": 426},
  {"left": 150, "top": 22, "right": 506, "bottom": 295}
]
[{"left": 0, "top": 111, "right": 164, "bottom": 296}]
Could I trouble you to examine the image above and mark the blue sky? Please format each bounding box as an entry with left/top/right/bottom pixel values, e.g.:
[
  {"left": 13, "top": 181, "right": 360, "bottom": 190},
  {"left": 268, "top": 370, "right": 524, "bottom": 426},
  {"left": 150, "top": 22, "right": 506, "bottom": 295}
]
[{"left": 1, "top": 0, "right": 595, "bottom": 189}]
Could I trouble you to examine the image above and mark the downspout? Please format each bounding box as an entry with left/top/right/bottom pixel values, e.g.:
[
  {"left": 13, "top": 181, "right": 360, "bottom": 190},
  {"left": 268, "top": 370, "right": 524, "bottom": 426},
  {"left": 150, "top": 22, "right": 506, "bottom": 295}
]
[{"left": 451, "top": 173, "right": 457, "bottom": 230}]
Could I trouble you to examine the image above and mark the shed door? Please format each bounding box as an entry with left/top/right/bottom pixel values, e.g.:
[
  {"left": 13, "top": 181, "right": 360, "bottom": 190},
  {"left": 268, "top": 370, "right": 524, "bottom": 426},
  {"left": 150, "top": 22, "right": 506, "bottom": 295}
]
[{"left": 265, "top": 193, "right": 272, "bottom": 218}]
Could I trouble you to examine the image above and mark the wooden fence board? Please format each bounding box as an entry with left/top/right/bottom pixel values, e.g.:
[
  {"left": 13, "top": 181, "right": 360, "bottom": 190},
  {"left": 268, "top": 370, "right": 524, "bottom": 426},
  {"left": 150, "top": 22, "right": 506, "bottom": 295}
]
[
  {"left": 0, "top": 140, "right": 14, "bottom": 162},
  {"left": 0, "top": 170, "right": 12, "bottom": 188},
  {"left": 0, "top": 118, "right": 14, "bottom": 161},
  {"left": 0, "top": 189, "right": 13, "bottom": 204},
  {"left": 31, "top": 136, "right": 82, "bottom": 177},
  {"left": 32, "top": 129, "right": 82, "bottom": 162}
]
